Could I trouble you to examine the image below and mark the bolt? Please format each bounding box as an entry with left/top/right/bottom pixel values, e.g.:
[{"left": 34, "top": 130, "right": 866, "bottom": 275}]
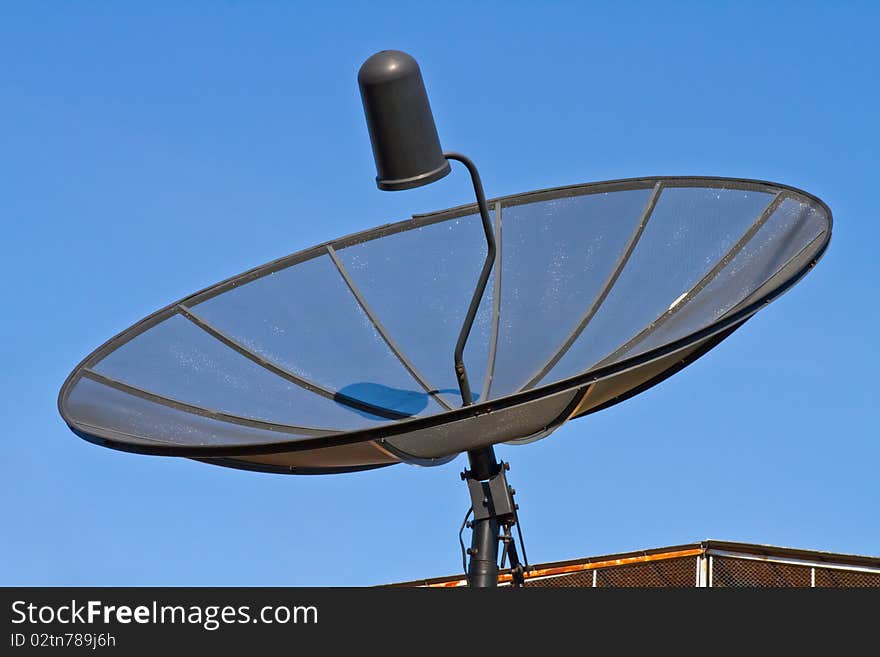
[
  {"left": 467, "top": 548, "right": 478, "bottom": 556},
  {"left": 509, "top": 487, "right": 516, "bottom": 496}
]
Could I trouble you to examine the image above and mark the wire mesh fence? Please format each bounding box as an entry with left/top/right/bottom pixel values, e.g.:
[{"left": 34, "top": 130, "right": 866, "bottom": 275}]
[
  {"left": 524, "top": 569, "right": 593, "bottom": 588},
  {"left": 520, "top": 553, "right": 880, "bottom": 588},
  {"left": 711, "top": 557, "right": 812, "bottom": 587},
  {"left": 596, "top": 557, "right": 695, "bottom": 587},
  {"left": 523, "top": 556, "right": 696, "bottom": 587},
  {"left": 404, "top": 543, "right": 880, "bottom": 588},
  {"left": 813, "top": 567, "right": 880, "bottom": 588}
]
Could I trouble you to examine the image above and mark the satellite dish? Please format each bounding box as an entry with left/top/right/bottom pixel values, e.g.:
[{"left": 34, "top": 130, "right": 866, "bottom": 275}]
[{"left": 57, "top": 50, "right": 832, "bottom": 587}]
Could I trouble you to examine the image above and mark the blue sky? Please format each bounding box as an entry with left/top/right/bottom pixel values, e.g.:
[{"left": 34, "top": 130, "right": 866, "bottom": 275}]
[{"left": 2, "top": 2, "right": 877, "bottom": 586}]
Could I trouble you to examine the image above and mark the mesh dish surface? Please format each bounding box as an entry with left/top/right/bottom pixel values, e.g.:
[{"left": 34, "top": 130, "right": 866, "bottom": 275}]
[{"left": 59, "top": 177, "right": 831, "bottom": 473}]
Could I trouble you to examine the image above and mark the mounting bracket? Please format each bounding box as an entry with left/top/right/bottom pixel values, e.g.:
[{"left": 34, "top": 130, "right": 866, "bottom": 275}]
[{"left": 461, "top": 448, "right": 526, "bottom": 587}]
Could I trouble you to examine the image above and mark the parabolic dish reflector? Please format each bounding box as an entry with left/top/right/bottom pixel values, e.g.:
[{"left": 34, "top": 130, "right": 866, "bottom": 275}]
[{"left": 59, "top": 177, "right": 831, "bottom": 474}]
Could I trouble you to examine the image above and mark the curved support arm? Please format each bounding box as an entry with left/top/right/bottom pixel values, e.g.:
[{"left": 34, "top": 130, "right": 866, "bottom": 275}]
[{"left": 445, "top": 152, "right": 496, "bottom": 407}]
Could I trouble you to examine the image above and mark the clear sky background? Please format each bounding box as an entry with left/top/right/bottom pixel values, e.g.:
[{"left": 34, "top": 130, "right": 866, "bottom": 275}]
[{"left": 2, "top": 2, "right": 877, "bottom": 586}]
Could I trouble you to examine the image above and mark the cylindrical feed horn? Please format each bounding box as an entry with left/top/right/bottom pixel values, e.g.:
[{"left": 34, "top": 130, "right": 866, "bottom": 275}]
[{"left": 358, "top": 50, "right": 451, "bottom": 191}]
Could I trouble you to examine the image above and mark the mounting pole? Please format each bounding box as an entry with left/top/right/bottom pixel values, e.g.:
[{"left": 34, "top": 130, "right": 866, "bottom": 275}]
[
  {"left": 464, "top": 447, "right": 501, "bottom": 587},
  {"left": 461, "top": 447, "right": 526, "bottom": 588}
]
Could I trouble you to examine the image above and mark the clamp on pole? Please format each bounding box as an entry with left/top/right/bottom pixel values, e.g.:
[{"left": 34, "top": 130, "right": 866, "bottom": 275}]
[{"left": 461, "top": 448, "right": 528, "bottom": 587}]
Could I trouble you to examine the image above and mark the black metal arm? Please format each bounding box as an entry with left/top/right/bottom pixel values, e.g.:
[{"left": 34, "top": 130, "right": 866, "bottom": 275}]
[
  {"left": 441, "top": 153, "right": 530, "bottom": 588},
  {"left": 445, "top": 152, "right": 496, "bottom": 407}
]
